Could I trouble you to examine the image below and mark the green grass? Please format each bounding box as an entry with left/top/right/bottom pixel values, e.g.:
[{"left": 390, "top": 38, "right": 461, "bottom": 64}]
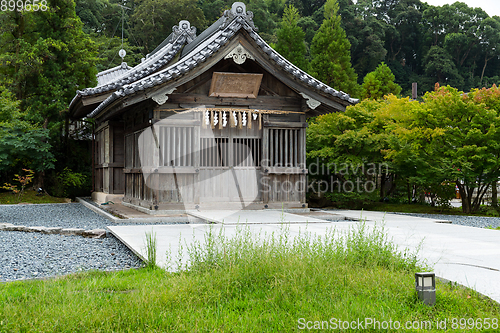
[
  {"left": 0, "top": 189, "right": 68, "bottom": 205},
  {"left": 1, "top": 224, "right": 499, "bottom": 332},
  {"left": 487, "top": 226, "right": 500, "bottom": 230},
  {"left": 144, "top": 230, "right": 158, "bottom": 269}
]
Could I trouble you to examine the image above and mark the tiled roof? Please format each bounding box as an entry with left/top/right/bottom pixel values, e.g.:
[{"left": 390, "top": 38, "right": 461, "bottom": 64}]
[
  {"left": 96, "top": 62, "right": 132, "bottom": 87},
  {"left": 69, "top": 20, "right": 197, "bottom": 110},
  {"left": 78, "top": 2, "right": 358, "bottom": 118}
]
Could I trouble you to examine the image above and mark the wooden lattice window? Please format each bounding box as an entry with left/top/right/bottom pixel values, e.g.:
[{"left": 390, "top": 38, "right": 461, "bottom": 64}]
[
  {"left": 159, "top": 126, "right": 195, "bottom": 167},
  {"left": 200, "top": 138, "right": 261, "bottom": 167},
  {"left": 233, "top": 138, "right": 261, "bottom": 167},
  {"left": 125, "top": 127, "right": 195, "bottom": 169},
  {"left": 268, "top": 128, "right": 303, "bottom": 167},
  {"left": 200, "top": 138, "right": 229, "bottom": 167}
]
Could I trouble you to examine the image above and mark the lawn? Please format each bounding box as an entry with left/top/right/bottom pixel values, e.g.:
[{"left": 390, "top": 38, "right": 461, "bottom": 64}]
[
  {"left": 0, "top": 189, "right": 68, "bottom": 205},
  {"left": 1, "top": 224, "right": 499, "bottom": 332}
]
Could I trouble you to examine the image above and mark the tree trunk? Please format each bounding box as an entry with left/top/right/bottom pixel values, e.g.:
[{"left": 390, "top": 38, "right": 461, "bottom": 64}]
[
  {"left": 407, "top": 179, "right": 411, "bottom": 204},
  {"left": 480, "top": 55, "right": 492, "bottom": 85},
  {"left": 13, "top": 11, "right": 25, "bottom": 101},
  {"left": 386, "top": 174, "right": 397, "bottom": 197},
  {"left": 492, "top": 181, "right": 498, "bottom": 207},
  {"left": 457, "top": 181, "right": 471, "bottom": 213},
  {"left": 380, "top": 173, "right": 385, "bottom": 199},
  {"left": 472, "top": 184, "right": 489, "bottom": 212}
]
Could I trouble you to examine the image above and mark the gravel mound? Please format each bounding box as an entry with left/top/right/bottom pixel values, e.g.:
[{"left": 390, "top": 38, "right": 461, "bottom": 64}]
[
  {"left": 395, "top": 213, "right": 500, "bottom": 229},
  {"left": 0, "top": 203, "right": 145, "bottom": 282},
  {"left": 0, "top": 232, "right": 143, "bottom": 282},
  {"left": 0, "top": 203, "right": 112, "bottom": 229}
]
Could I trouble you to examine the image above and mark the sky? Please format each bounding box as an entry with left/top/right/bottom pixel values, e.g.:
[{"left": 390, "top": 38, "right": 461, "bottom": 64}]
[{"left": 423, "top": 0, "right": 500, "bottom": 18}]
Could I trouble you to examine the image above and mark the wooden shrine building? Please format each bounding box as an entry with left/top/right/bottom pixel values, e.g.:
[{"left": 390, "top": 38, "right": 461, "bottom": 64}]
[{"left": 69, "top": 2, "right": 358, "bottom": 212}]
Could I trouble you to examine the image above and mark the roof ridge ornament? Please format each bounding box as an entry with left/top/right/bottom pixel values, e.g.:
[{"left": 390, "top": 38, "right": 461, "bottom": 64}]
[
  {"left": 172, "top": 20, "right": 197, "bottom": 44},
  {"left": 220, "top": 2, "right": 257, "bottom": 31},
  {"left": 224, "top": 44, "right": 255, "bottom": 64}
]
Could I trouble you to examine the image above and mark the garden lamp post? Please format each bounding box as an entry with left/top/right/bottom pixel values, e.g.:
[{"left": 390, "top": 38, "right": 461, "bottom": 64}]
[{"left": 415, "top": 272, "right": 436, "bottom": 306}]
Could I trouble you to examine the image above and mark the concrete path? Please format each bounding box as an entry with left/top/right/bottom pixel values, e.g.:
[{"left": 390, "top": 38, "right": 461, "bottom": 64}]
[
  {"left": 107, "top": 210, "right": 500, "bottom": 303},
  {"left": 186, "top": 209, "right": 339, "bottom": 224}
]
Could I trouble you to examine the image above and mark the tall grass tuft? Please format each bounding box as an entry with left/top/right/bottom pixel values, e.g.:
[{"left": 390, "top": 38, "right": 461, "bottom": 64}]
[
  {"left": 186, "top": 221, "right": 422, "bottom": 274},
  {"left": 144, "top": 230, "right": 158, "bottom": 269}
]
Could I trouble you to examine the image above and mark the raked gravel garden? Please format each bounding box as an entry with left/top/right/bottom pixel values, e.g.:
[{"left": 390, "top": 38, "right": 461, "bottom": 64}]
[
  {"left": 0, "top": 203, "right": 143, "bottom": 282},
  {"left": 1, "top": 203, "right": 500, "bottom": 282}
]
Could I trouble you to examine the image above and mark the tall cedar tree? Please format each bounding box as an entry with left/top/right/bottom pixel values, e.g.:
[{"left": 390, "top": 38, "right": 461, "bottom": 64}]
[
  {"left": 0, "top": 86, "right": 54, "bottom": 174},
  {"left": 310, "top": 0, "right": 359, "bottom": 97},
  {"left": 275, "top": 5, "right": 309, "bottom": 72},
  {"left": 131, "top": 0, "right": 206, "bottom": 54},
  {"left": 0, "top": 0, "right": 98, "bottom": 127},
  {"left": 361, "top": 62, "right": 402, "bottom": 99},
  {"left": 0, "top": 0, "right": 97, "bottom": 183}
]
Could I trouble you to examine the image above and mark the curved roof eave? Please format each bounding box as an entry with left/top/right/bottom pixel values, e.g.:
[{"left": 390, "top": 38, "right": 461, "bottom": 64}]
[
  {"left": 69, "top": 21, "right": 197, "bottom": 113},
  {"left": 87, "top": 2, "right": 358, "bottom": 119}
]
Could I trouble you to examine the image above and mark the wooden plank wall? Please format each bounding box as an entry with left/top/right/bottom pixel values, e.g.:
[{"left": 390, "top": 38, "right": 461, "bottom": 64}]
[
  {"left": 93, "top": 121, "right": 125, "bottom": 194},
  {"left": 121, "top": 110, "right": 308, "bottom": 207},
  {"left": 263, "top": 114, "right": 307, "bottom": 204},
  {"left": 123, "top": 173, "right": 195, "bottom": 209},
  {"left": 123, "top": 113, "right": 199, "bottom": 207},
  {"left": 116, "top": 58, "right": 314, "bottom": 208}
]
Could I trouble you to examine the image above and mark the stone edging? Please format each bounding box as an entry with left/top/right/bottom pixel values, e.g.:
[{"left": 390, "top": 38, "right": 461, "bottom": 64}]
[{"left": 0, "top": 223, "right": 107, "bottom": 239}]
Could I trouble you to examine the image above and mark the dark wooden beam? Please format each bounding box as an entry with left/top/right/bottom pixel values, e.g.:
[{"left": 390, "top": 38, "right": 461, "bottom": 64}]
[
  {"left": 160, "top": 94, "right": 302, "bottom": 110},
  {"left": 263, "top": 121, "right": 308, "bottom": 128}
]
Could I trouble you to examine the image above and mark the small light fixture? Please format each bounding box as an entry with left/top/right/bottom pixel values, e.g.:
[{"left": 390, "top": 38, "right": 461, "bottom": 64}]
[{"left": 415, "top": 272, "right": 436, "bottom": 306}]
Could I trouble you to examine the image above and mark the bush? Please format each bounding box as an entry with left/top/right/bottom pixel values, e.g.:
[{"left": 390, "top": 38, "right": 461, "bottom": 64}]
[
  {"left": 48, "top": 167, "right": 90, "bottom": 198},
  {"left": 324, "top": 191, "right": 379, "bottom": 209}
]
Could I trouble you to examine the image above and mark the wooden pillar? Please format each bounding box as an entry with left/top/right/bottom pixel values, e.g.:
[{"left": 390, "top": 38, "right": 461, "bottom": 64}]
[
  {"left": 412, "top": 82, "right": 418, "bottom": 100},
  {"left": 261, "top": 114, "right": 269, "bottom": 204},
  {"left": 194, "top": 112, "right": 201, "bottom": 204},
  {"left": 107, "top": 125, "right": 114, "bottom": 194},
  {"left": 300, "top": 114, "right": 307, "bottom": 203}
]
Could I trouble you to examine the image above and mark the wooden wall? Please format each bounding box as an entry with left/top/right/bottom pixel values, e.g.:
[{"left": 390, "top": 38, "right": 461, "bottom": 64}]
[
  {"left": 94, "top": 121, "right": 124, "bottom": 194},
  {"left": 114, "top": 58, "right": 310, "bottom": 210}
]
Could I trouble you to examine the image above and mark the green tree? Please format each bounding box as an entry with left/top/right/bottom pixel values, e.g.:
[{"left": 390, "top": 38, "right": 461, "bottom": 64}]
[
  {"left": 290, "top": 0, "right": 325, "bottom": 17},
  {"left": 93, "top": 35, "right": 144, "bottom": 71},
  {"left": 477, "top": 17, "right": 500, "bottom": 85},
  {"left": 310, "top": 0, "right": 359, "bottom": 97},
  {"left": 75, "top": 0, "right": 145, "bottom": 70},
  {"left": 307, "top": 99, "right": 386, "bottom": 167},
  {"left": 297, "top": 16, "right": 318, "bottom": 46},
  {"left": 0, "top": 86, "right": 54, "bottom": 174},
  {"left": 198, "top": 0, "right": 231, "bottom": 25},
  {"left": 424, "top": 46, "right": 463, "bottom": 87},
  {"left": 422, "top": 2, "right": 489, "bottom": 90},
  {"left": 275, "top": 5, "right": 308, "bottom": 71},
  {"left": 246, "top": 0, "right": 278, "bottom": 37},
  {"left": 340, "top": 0, "right": 388, "bottom": 81},
  {"left": 361, "top": 62, "right": 401, "bottom": 99},
  {"left": 385, "top": 86, "right": 500, "bottom": 213},
  {"left": 0, "top": 1, "right": 98, "bottom": 187},
  {"left": 76, "top": 0, "right": 111, "bottom": 35},
  {"left": 131, "top": 0, "right": 206, "bottom": 54},
  {"left": 0, "top": 0, "right": 99, "bottom": 127}
]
